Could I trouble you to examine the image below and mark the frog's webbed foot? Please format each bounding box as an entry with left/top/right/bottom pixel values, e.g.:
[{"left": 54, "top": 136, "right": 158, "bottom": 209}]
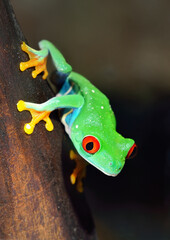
[
  {"left": 20, "top": 42, "right": 48, "bottom": 79},
  {"left": 17, "top": 100, "right": 54, "bottom": 134},
  {"left": 70, "top": 150, "right": 88, "bottom": 193}
]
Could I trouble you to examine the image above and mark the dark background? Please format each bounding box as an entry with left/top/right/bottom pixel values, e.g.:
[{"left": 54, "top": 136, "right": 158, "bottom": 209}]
[{"left": 11, "top": 1, "right": 170, "bottom": 239}]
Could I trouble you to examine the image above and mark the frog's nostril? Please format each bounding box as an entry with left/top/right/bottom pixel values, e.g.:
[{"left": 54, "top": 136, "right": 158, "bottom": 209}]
[
  {"left": 116, "top": 166, "right": 122, "bottom": 173},
  {"left": 109, "top": 162, "right": 123, "bottom": 174}
]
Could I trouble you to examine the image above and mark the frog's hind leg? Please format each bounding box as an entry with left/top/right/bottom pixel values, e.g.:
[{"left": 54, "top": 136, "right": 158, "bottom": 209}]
[
  {"left": 20, "top": 40, "right": 72, "bottom": 80},
  {"left": 70, "top": 150, "right": 88, "bottom": 193},
  {"left": 20, "top": 42, "right": 48, "bottom": 79}
]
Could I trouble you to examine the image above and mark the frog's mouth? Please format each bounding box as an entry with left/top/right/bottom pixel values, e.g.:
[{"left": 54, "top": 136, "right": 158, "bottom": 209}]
[
  {"left": 83, "top": 156, "right": 122, "bottom": 176},
  {"left": 104, "top": 167, "right": 123, "bottom": 177},
  {"left": 107, "top": 173, "right": 118, "bottom": 177},
  {"left": 94, "top": 165, "right": 120, "bottom": 177}
]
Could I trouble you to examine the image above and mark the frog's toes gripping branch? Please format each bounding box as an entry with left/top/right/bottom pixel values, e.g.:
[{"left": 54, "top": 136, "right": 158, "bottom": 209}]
[
  {"left": 17, "top": 100, "right": 53, "bottom": 134},
  {"left": 20, "top": 42, "right": 48, "bottom": 79},
  {"left": 70, "top": 150, "right": 88, "bottom": 193}
]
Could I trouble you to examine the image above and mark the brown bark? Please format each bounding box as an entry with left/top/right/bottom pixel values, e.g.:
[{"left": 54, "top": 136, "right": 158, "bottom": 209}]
[{"left": 0, "top": 0, "right": 96, "bottom": 239}]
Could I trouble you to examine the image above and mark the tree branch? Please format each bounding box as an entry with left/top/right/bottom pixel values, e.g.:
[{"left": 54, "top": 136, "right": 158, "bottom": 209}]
[{"left": 0, "top": 0, "right": 96, "bottom": 239}]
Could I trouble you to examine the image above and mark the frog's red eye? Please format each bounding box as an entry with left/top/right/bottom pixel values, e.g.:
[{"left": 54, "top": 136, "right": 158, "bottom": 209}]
[
  {"left": 126, "top": 143, "right": 137, "bottom": 159},
  {"left": 82, "top": 136, "right": 100, "bottom": 154}
]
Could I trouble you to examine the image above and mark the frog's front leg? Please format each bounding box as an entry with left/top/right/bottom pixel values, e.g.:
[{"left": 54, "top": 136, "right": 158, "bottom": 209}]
[
  {"left": 70, "top": 150, "right": 88, "bottom": 193},
  {"left": 17, "top": 95, "right": 84, "bottom": 134},
  {"left": 17, "top": 100, "right": 53, "bottom": 134}
]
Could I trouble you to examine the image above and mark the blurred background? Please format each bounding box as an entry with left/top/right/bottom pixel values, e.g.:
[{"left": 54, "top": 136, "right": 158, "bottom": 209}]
[{"left": 11, "top": 0, "right": 170, "bottom": 239}]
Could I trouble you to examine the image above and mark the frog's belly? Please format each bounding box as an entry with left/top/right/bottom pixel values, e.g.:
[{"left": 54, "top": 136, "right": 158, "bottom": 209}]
[{"left": 61, "top": 108, "right": 80, "bottom": 136}]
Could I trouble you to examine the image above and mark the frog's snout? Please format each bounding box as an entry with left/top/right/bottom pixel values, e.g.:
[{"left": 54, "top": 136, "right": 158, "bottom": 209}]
[{"left": 108, "top": 161, "right": 124, "bottom": 176}]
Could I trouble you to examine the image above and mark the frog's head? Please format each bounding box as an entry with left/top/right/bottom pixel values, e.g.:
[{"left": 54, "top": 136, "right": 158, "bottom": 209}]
[{"left": 72, "top": 130, "right": 136, "bottom": 176}]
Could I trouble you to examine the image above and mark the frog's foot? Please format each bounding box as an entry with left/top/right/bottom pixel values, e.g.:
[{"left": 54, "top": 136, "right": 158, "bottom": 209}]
[
  {"left": 70, "top": 150, "right": 88, "bottom": 193},
  {"left": 20, "top": 42, "right": 48, "bottom": 79},
  {"left": 17, "top": 100, "right": 54, "bottom": 134}
]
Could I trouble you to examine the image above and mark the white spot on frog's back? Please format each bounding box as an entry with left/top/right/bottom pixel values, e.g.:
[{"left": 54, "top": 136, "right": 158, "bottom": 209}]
[
  {"left": 101, "top": 106, "right": 104, "bottom": 109},
  {"left": 92, "top": 90, "right": 95, "bottom": 93},
  {"left": 75, "top": 125, "right": 79, "bottom": 128}
]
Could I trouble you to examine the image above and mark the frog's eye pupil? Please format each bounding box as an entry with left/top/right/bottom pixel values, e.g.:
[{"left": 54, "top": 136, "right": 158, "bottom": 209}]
[
  {"left": 82, "top": 136, "right": 100, "bottom": 154},
  {"left": 86, "top": 142, "right": 94, "bottom": 151}
]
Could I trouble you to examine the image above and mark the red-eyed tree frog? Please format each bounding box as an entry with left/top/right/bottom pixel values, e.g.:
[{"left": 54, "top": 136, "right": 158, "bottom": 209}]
[{"left": 17, "top": 40, "right": 137, "bottom": 192}]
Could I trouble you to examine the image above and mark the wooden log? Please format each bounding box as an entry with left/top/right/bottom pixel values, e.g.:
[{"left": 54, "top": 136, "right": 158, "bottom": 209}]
[{"left": 0, "top": 0, "right": 96, "bottom": 239}]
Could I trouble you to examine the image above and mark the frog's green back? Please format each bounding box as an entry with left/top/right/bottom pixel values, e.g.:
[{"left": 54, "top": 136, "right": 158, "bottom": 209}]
[{"left": 69, "top": 72, "right": 134, "bottom": 176}]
